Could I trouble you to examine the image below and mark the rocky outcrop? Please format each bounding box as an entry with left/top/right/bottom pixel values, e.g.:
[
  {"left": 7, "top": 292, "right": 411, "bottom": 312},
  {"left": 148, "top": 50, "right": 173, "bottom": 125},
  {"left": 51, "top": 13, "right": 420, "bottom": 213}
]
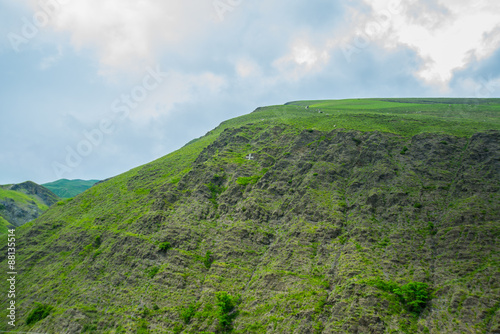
[
  {"left": 0, "top": 181, "right": 59, "bottom": 227},
  {"left": 11, "top": 181, "right": 59, "bottom": 206}
]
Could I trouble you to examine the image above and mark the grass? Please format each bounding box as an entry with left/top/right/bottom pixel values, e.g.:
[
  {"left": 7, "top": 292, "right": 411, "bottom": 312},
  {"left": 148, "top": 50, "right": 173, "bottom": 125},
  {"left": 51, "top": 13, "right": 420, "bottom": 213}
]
[
  {"left": 0, "top": 186, "right": 49, "bottom": 211},
  {"left": 236, "top": 175, "right": 261, "bottom": 186},
  {"left": 282, "top": 98, "right": 500, "bottom": 137},
  {"left": 0, "top": 98, "right": 498, "bottom": 332}
]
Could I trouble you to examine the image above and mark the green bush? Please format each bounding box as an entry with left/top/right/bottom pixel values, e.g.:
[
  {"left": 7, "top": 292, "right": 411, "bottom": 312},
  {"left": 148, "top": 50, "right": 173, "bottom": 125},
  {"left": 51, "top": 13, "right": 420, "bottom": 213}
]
[
  {"left": 366, "top": 278, "right": 430, "bottom": 315},
  {"left": 158, "top": 242, "right": 171, "bottom": 252},
  {"left": 26, "top": 303, "right": 53, "bottom": 325},
  {"left": 207, "top": 182, "right": 226, "bottom": 207},
  {"left": 180, "top": 302, "right": 198, "bottom": 324},
  {"left": 136, "top": 319, "right": 149, "bottom": 334},
  {"left": 428, "top": 222, "right": 437, "bottom": 235},
  {"left": 93, "top": 235, "right": 102, "bottom": 248},
  {"left": 147, "top": 265, "right": 160, "bottom": 278},
  {"left": 393, "top": 282, "right": 430, "bottom": 314},
  {"left": 203, "top": 251, "right": 213, "bottom": 269},
  {"left": 173, "top": 323, "right": 183, "bottom": 334},
  {"left": 215, "top": 291, "right": 240, "bottom": 330},
  {"left": 400, "top": 146, "right": 409, "bottom": 155}
]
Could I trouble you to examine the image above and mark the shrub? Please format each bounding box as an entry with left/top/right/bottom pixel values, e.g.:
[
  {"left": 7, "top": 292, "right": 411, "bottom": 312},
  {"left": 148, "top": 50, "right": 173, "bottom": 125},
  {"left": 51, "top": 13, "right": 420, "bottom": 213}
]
[
  {"left": 203, "top": 251, "right": 213, "bottom": 269},
  {"left": 428, "top": 222, "right": 437, "bottom": 235},
  {"left": 414, "top": 202, "right": 422, "bottom": 209},
  {"left": 366, "top": 278, "right": 430, "bottom": 315},
  {"left": 158, "top": 241, "right": 171, "bottom": 252},
  {"left": 180, "top": 303, "right": 198, "bottom": 324},
  {"left": 136, "top": 319, "right": 149, "bottom": 334},
  {"left": 393, "top": 282, "right": 430, "bottom": 315},
  {"left": 26, "top": 303, "right": 53, "bottom": 325},
  {"left": 207, "top": 182, "right": 226, "bottom": 207},
  {"left": 173, "top": 323, "right": 183, "bottom": 334},
  {"left": 93, "top": 235, "right": 102, "bottom": 248},
  {"left": 400, "top": 146, "right": 408, "bottom": 155},
  {"left": 147, "top": 265, "right": 160, "bottom": 278},
  {"left": 215, "top": 291, "right": 240, "bottom": 330}
]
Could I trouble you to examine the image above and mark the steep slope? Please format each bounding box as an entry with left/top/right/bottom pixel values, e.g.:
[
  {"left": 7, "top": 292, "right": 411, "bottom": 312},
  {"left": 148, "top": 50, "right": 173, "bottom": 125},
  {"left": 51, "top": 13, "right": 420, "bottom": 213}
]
[
  {"left": 0, "top": 99, "right": 499, "bottom": 333},
  {"left": 42, "top": 179, "right": 100, "bottom": 198},
  {"left": 0, "top": 181, "right": 59, "bottom": 231}
]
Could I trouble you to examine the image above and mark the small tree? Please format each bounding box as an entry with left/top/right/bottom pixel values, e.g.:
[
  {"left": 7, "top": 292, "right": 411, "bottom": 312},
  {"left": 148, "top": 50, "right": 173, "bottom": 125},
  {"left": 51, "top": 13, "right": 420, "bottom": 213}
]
[
  {"left": 393, "top": 281, "right": 430, "bottom": 315},
  {"left": 215, "top": 291, "right": 239, "bottom": 331}
]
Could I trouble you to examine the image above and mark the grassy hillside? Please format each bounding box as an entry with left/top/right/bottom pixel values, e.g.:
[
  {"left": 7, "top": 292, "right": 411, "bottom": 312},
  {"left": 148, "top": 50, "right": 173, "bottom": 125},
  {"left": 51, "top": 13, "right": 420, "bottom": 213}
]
[
  {"left": 0, "top": 186, "right": 49, "bottom": 211},
  {"left": 0, "top": 181, "right": 59, "bottom": 230},
  {"left": 0, "top": 215, "right": 13, "bottom": 234},
  {"left": 42, "top": 179, "right": 100, "bottom": 198},
  {"left": 0, "top": 98, "right": 498, "bottom": 333}
]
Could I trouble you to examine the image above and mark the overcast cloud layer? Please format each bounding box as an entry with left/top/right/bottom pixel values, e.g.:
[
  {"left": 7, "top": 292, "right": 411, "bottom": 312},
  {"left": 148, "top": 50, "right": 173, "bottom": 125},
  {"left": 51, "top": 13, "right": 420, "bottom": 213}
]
[{"left": 1, "top": 0, "right": 499, "bottom": 184}]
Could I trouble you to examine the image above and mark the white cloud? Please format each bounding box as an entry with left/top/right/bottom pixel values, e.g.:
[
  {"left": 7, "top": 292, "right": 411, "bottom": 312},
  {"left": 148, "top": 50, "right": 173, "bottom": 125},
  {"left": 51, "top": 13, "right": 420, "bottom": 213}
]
[
  {"left": 272, "top": 40, "right": 330, "bottom": 82},
  {"left": 359, "top": 0, "right": 500, "bottom": 89},
  {"left": 235, "top": 58, "right": 262, "bottom": 78},
  {"left": 24, "top": 0, "right": 214, "bottom": 72},
  {"left": 127, "top": 70, "right": 228, "bottom": 124}
]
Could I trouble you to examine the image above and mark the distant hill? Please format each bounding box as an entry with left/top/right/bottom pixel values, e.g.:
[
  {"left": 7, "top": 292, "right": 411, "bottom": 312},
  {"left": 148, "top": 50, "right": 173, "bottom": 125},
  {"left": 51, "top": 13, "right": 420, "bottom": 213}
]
[
  {"left": 42, "top": 179, "right": 100, "bottom": 198},
  {"left": 0, "top": 181, "right": 59, "bottom": 232}
]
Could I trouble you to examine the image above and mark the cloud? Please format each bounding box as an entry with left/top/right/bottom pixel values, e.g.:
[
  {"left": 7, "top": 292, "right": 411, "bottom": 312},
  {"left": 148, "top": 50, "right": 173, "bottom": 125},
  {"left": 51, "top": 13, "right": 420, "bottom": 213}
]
[
  {"left": 449, "top": 45, "right": 500, "bottom": 97},
  {"left": 352, "top": 0, "right": 500, "bottom": 89},
  {"left": 2, "top": 0, "right": 500, "bottom": 184},
  {"left": 22, "top": 0, "right": 215, "bottom": 72}
]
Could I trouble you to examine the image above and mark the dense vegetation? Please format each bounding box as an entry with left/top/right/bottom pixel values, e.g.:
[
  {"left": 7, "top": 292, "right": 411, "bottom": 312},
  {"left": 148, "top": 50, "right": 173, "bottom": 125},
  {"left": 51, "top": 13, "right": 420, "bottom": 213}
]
[{"left": 0, "top": 99, "right": 499, "bottom": 333}]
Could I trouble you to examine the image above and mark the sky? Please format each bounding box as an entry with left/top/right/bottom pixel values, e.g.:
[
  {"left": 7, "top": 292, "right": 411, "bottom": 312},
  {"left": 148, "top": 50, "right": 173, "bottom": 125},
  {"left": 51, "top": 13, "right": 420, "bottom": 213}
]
[{"left": 0, "top": 0, "right": 499, "bottom": 185}]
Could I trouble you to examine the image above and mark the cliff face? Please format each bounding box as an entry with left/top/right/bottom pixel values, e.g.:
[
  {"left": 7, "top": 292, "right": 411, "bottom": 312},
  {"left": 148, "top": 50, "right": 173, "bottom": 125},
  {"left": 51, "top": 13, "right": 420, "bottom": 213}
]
[
  {"left": 1, "top": 122, "right": 498, "bottom": 333},
  {"left": 0, "top": 181, "right": 59, "bottom": 229}
]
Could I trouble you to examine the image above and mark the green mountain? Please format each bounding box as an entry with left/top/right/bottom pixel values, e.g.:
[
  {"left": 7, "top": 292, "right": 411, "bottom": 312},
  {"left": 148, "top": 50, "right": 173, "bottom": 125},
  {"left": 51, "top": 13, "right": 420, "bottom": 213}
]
[
  {"left": 42, "top": 179, "right": 100, "bottom": 198},
  {"left": 1, "top": 98, "right": 499, "bottom": 333},
  {"left": 0, "top": 181, "right": 59, "bottom": 233}
]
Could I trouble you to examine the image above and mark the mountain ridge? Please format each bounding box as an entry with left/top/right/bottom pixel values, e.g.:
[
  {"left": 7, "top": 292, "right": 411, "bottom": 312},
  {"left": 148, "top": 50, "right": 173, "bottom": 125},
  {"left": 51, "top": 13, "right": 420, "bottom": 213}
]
[
  {"left": 0, "top": 98, "right": 499, "bottom": 333},
  {"left": 42, "top": 179, "right": 100, "bottom": 198}
]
